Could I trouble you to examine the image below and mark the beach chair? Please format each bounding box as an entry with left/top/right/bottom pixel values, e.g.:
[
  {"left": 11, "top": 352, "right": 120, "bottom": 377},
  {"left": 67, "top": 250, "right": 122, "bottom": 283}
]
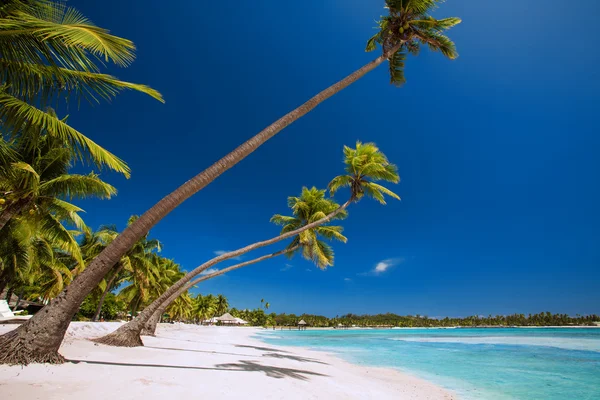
[{"left": 0, "top": 299, "right": 32, "bottom": 323}]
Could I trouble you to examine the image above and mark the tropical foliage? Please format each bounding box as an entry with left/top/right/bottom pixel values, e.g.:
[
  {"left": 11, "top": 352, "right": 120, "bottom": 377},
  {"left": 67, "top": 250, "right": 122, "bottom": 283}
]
[
  {"left": 273, "top": 312, "right": 600, "bottom": 328},
  {"left": 366, "top": 0, "right": 461, "bottom": 85},
  {"left": 0, "top": 0, "right": 163, "bottom": 177},
  {"left": 0, "top": 117, "right": 117, "bottom": 297},
  {"left": 271, "top": 186, "right": 348, "bottom": 268},
  {"left": 73, "top": 289, "right": 600, "bottom": 328}
]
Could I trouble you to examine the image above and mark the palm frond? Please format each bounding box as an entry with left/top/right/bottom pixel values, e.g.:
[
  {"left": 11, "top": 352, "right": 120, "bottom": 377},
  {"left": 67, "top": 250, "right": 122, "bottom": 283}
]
[
  {"left": 328, "top": 175, "right": 352, "bottom": 196},
  {"left": 270, "top": 214, "right": 298, "bottom": 226},
  {"left": 415, "top": 29, "right": 458, "bottom": 59},
  {"left": 0, "top": 90, "right": 130, "bottom": 177},
  {"left": 0, "top": 4, "right": 137, "bottom": 67},
  {"left": 0, "top": 59, "right": 164, "bottom": 103},
  {"left": 46, "top": 197, "right": 87, "bottom": 231},
  {"left": 39, "top": 172, "right": 116, "bottom": 200},
  {"left": 363, "top": 181, "right": 401, "bottom": 204},
  {"left": 314, "top": 225, "right": 348, "bottom": 243},
  {"left": 37, "top": 210, "right": 83, "bottom": 267},
  {"left": 389, "top": 49, "right": 407, "bottom": 86}
]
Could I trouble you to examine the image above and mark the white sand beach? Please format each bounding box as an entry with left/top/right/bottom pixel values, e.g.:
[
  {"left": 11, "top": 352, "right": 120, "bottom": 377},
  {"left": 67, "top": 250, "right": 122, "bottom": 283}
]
[{"left": 0, "top": 322, "right": 455, "bottom": 399}]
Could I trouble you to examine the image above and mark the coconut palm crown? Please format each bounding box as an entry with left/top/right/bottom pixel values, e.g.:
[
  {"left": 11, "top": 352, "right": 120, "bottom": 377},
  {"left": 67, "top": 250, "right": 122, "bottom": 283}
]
[
  {"left": 367, "top": 0, "right": 461, "bottom": 86},
  {"left": 328, "top": 142, "right": 401, "bottom": 204},
  {"left": 271, "top": 187, "right": 348, "bottom": 269}
]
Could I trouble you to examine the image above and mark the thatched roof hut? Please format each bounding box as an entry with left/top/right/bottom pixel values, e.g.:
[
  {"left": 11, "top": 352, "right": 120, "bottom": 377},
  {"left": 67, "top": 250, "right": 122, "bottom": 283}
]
[
  {"left": 297, "top": 319, "right": 308, "bottom": 330},
  {"left": 216, "top": 313, "right": 238, "bottom": 324}
]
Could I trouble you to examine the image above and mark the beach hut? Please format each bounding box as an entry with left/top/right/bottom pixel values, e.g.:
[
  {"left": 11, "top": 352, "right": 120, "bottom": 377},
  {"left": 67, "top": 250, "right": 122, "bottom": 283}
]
[
  {"left": 234, "top": 317, "right": 249, "bottom": 325},
  {"left": 216, "top": 313, "right": 239, "bottom": 325},
  {"left": 298, "top": 319, "right": 308, "bottom": 330}
]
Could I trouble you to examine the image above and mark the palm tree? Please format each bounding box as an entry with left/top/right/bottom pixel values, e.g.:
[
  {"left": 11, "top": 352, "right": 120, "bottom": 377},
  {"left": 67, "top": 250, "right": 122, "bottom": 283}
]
[
  {"left": 0, "top": 0, "right": 458, "bottom": 364},
  {"left": 140, "top": 187, "right": 349, "bottom": 336},
  {"left": 96, "top": 142, "right": 399, "bottom": 346},
  {"left": 328, "top": 141, "right": 401, "bottom": 204},
  {"left": 0, "top": 126, "right": 117, "bottom": 294},
  {"left": 0, "top": 0, "right": 163, "bottom": 179},
  {"left": 0, "top": 220, "right": 77, "bottom": 302},
  {"left": 193, "top": 294, "right": 216, "bottom": 324},
  {"left": 271, "top": 187, "right": 349, "bottom": 268},
  {"left": 166, "top": 293, "right": 193, "bottom": 322},
  {"left": 215, "top": 294, "right": 229, "bottom": 317},
  {"left": 81, "top": 218, "right": 162, "bottom": 322}
]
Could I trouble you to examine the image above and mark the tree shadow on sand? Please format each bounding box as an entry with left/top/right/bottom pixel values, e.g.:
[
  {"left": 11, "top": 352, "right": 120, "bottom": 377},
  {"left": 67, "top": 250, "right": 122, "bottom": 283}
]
[
  {"left": 262, "top": 352, "right": 328, "bottom": 365},
  {"left": 215, "top": 360, "right": 327, "bottom": 380},
  {"left": 144, "top": 346, "right": 326, "bottom": 365},
  {"left": 235, "top": 344, "right": 290, "bottom": 353},
  {"left": 66, "top": 359, "right": 327, "bottom": 381}
]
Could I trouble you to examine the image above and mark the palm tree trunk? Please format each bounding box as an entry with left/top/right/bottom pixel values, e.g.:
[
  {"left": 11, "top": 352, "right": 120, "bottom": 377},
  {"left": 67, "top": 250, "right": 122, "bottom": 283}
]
[
  {"left": 95, "top": 199, "right": 352, "bottom": 347},
  {"left": 0, "top": 45, "right": 400, "bottom": 364},
  {"left": 142, "top": 246, "right": 298, "bottom": 336},
  {"left": 130, "top": 297, "right": 141, "bottom": 320},
  {"left": 92, "top": 263, "right": 123, "bottom": 322},
  {"left": 0, "top": 196, "right": 33, "bottom": 232},
  {"left": 4, "top": 287, "right": 14, "bottom": 303},
  {"left": 0, "top": 269, "right": 11, "bottom": 296},
  {"left": 12, "top": 289, "right": 23, "bottom": 312}
]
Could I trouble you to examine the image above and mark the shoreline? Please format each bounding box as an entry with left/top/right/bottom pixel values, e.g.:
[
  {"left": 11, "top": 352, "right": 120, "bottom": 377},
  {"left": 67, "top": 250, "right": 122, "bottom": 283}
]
[
  {"left": 270, "top": 325, "right": 600, "bottom": 331},
  {"left": 0, "top": 322, "right": 456, "bottom": 399}
]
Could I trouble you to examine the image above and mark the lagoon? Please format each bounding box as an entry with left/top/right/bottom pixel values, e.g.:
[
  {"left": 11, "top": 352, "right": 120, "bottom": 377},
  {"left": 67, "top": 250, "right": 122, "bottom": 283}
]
[{"left": 258, "top": 327, "right": 600, "bottom": 399}]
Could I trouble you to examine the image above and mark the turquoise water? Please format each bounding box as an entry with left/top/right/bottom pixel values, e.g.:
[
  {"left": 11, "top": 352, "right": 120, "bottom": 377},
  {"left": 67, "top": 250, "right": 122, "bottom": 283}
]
[{"left": 257, "top": 328, "right": 600, "bottom": 399}]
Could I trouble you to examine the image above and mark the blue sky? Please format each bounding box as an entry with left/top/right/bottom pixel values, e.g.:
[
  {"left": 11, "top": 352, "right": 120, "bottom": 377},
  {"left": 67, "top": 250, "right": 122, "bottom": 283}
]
[{"left": 67, "top": 0, "right": 599, "bottom": 317}]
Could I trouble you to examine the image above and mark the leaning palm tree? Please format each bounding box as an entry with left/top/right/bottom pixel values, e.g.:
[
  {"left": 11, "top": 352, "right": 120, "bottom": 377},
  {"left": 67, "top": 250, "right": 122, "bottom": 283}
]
[
  {"left": 0, "top": 0, "right": 163, "bottom": 178},
  {"left": 0, "top": 0, "right": 457, "bottom": 364},
  {"left": 142, "top": 187, "right": 349, "bottom": 336},
  {"left": 94, "top": 142, "right": 398, "bottom": 347}
]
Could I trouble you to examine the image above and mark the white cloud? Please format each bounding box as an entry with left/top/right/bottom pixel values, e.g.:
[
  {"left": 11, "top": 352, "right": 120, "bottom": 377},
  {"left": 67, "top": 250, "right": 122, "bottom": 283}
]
[
  {"left": 344, "top": 278, "right": 352, "bottom": 282},
  {"left": 213, "top": 250, "right": 242, "bottom": 261},
  {"left": 360, "top": 258, "right": 405, "bottom": 276},
  {"left": 281, "top": 264, "right": 293, "bottom": 272},
  {"left": 200, "top": 268, "right": 219, "bottom": 276},
  {"left": 305, "top": 269, "right": 312, "bottom": 272}
]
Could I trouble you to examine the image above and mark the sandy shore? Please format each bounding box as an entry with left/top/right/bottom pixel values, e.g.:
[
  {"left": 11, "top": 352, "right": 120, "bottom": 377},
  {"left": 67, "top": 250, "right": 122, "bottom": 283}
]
[{"left": 0, "top": 322, "right": 455, "bottom": 399}]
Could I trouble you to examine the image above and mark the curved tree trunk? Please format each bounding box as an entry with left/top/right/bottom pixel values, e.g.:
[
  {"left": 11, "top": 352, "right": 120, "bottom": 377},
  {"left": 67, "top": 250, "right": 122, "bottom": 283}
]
[
  {"left": 0, "top": 45, "right": 400, "bottom": 365},
  {"left": 142, "top": 246, "right": 298, "bottom": 336},
  {"left": 0, "top": 197, "right": 32, "bottom": 233},
  {"left": 94, "top": 200, "right": 351, "bottom": 347},
  {"left": 92, "top": 263, "right": 124, "bottom": 322}
]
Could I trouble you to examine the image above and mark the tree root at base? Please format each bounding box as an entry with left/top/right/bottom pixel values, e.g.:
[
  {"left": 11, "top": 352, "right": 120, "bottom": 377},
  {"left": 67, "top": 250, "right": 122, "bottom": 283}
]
[
  {"left": 92, "top": 330, "right": 144, "bottom": 347},
  {"left": 0, "top": 329, "right": 66, "bottom": 365}
]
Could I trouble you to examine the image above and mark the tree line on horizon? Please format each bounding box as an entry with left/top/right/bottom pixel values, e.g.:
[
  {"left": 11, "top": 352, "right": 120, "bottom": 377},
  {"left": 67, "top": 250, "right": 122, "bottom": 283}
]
[
  {"left": 279, "top": 312, "right": 600, "bottom": 327},
  {"left": 75, "top": 290, "right": 600, "bottom": 328},
  {"left": 0, "top": 0, "right": 462, "bottom": 364}
]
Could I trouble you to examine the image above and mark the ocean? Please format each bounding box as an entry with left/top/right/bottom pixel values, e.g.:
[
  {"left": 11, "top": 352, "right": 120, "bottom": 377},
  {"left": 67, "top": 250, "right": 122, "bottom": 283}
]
[{"left": 257, "top": 327, "right": 600, "bottom": 399}]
